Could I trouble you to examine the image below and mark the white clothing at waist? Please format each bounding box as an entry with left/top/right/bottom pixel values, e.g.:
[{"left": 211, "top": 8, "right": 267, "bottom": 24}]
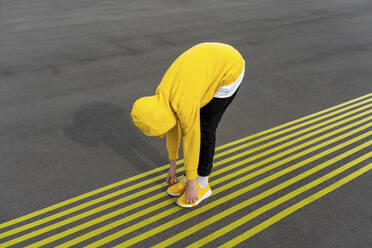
[{"left": 214, "top": 62, "right": 245, "bottom": 98}]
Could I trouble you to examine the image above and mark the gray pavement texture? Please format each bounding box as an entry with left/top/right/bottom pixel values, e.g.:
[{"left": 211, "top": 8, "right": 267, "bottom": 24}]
[{"left": 0, "top": 0, "right": 371, "bottom": 247}]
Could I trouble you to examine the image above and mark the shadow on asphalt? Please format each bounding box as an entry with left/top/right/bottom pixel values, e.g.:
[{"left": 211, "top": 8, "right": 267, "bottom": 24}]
[{"left": 64, "top": 102, "right": 168, "bottom": 172}]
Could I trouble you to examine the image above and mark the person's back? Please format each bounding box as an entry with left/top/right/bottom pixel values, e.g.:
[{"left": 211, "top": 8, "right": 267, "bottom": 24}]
[{"left": 157, "top": 42, "right": 245, "bottom": 108}]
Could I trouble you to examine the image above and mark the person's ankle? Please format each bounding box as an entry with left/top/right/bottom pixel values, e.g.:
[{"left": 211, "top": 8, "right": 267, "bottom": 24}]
[{"left": 197, "top": 175, "right": 209, "bottom": 188}]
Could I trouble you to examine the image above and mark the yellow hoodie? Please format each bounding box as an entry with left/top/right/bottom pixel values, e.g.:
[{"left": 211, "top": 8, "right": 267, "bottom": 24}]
[{"left": 131, "top": 42, "right": 245, "bottom": 180}]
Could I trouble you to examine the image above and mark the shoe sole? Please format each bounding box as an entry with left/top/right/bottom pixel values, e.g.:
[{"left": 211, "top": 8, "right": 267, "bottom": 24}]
[
  {"left": 167, "top": 189, "right": 181, "bottom": 197},
  {"left": 176, "top": 189, "right": 212, "bottom": 208}
]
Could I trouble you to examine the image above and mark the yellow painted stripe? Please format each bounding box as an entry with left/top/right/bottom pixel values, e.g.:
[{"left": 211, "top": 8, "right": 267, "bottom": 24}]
[
  {"left": 184, "top": 152, "right": 372, "bottom": 248},
  {"left": 12, "top": 110, "right": 371, "bottom": 247},
  {"left": 0, "top": 158, "right": 183, "bottom": 230},
  {"left": 30, "top": 118, "right": 372, "bottom": 247},
  {"left": 113, "top": 139, "right": 371, "bottom": 248},
  {"left": 90, "top": 133, "right": 371, "bottom": 248},
  {"left": 1, "top": 94, "right": 370, "bottom": 230},
  {"left": 213, "top": 100, "right": 372, "bottom": 160},
  {"left": 211, "top": 107, "right": 371, "bottom": 170},
  {"left": 219, "top": 161, "right": 372, "bottom": 248},
  {"left": 215, "top": 93, "right": 372, "bottom": 151},
  {"left": 3, "top": 108, "right": 371, "bottom": 247},
  {"left": 3, "top": 103, "right": 370, "bottom": 241}
]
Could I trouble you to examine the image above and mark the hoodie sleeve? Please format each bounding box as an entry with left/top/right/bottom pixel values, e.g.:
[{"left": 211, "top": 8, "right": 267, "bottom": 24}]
[
  {"left": 166, "top": 120, "right": 182, "bottom": 160},
  {"left": 177, "top": 97, "right": 201, "bottom": 180}
]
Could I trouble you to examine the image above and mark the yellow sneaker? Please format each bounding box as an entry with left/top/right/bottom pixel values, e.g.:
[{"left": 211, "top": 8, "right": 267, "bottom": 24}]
[
  {"left": 167, "top": 176, "right": 187, "bottom": 196},
  {"left": 177, "top": 182, "right": 212, "bottom": 208}
]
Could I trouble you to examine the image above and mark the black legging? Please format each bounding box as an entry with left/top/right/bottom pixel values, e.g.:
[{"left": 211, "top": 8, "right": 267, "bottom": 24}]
[{"left": 197, "top": 87, "right": 240, "bottom": 177}]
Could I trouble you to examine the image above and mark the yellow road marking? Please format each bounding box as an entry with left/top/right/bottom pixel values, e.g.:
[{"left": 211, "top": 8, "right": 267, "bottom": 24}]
[
  {"left": 28, "top": 118, "right": 372, "bottom": 248},
  {"left": 219, "top": 161, "right": 372, "bottom": 248},
  {"left": 116, "top": 141, "right": 371, "bottom": 248},
  {"left": 215, "top": 93, "right": 372, "bottom": 151},
  {"left": 212, "top": 100, "right": 372, "bottom": 160},
  {"left": 2, "top": 103, "right": 369, "bottom": 242},
  {"left": 211, "top": 107, "right": 371, "bottom": 169},
  {"left": 179, "top": 152, "right": 372, "bottom": 248},
  {"left": 1, "top": 94, "right": 370, "bottom": 230},
  {"left": 89, "top": 133, "right": 371, "bottom": 248},
  {"left": 5, "top": 110, "right": 366, "bottom": 247}
]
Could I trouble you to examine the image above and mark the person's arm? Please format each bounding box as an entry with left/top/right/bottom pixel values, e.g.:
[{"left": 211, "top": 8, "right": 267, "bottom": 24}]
[
  {"left": 177, "top": 97, "right": 201, "bottom": 181},
  {"left": 166, "top": 121, "right": 182, "bottom": 161},
  {"left": 166, "top": 159, "right": 177, "bottom": 186},
  {"left": 165, "top": 121, "right": 182, "bottom": 186},
  {"left": 177, "top": 97, "right": 201, "bottom": 204}
]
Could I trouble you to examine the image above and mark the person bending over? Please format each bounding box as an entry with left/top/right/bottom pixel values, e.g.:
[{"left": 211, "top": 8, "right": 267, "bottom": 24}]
[{"left": 131, "top": 42, "right": 245, "bottom": 208}]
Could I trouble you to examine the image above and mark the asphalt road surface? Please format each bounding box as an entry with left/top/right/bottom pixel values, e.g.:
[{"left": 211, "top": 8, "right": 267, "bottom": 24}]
[{"left": 1, "top": 0, "right": 371, "bottom": 247}]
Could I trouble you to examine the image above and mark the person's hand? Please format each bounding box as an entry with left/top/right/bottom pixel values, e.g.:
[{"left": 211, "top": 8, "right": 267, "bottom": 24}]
[
  {"left": 166, "top": 160, "right": 177, "bottom": 186},
  {"left": 185, "top": 180, "right": 198, "bottom": 204}
]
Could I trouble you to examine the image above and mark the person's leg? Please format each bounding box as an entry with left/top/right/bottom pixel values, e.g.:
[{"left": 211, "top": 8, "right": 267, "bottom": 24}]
[{"left": 197, "top": 87, "right": 240, "bottom": 179}]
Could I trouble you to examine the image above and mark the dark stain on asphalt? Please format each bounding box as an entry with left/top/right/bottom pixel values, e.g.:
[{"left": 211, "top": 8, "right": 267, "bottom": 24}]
[{"left": 64, "top": 102, "right": 168, "bottom": 172}]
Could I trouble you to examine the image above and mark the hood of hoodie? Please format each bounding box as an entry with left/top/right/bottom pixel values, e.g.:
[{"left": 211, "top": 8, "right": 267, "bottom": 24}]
[{"left": 131, "top": 90, "right": 177, "bottom": 137}]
